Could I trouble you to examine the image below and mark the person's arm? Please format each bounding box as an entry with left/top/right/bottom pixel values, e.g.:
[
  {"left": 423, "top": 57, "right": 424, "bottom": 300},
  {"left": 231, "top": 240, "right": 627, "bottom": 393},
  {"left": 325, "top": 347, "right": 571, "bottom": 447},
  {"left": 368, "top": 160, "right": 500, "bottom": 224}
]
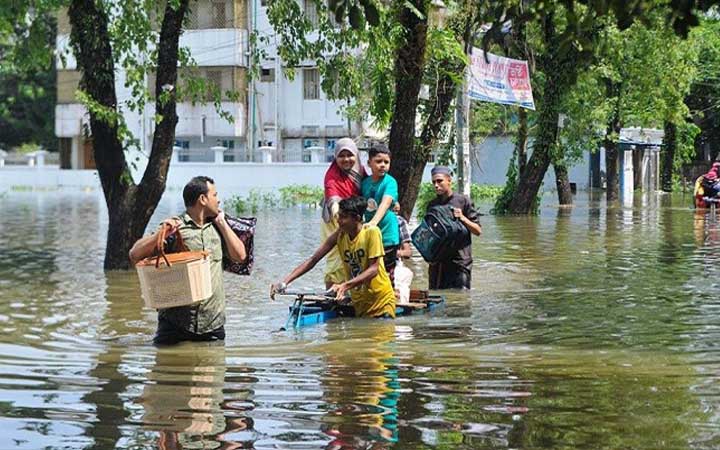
[
  {"left": 367, "top": 177, "right": 398, "bottom": 228},
  {"left": 330, "top": 257, "right": 381, "bottom": 300},
  {"left": 128, "top": 218, "right": 181, "bottom": 265},
  {"left": 452, "top": 199, "right": 482, "bottom": 236},
  {"left": 213, "top": 211, "right": 246, "bottom": 263},
  {"left": 270, "top": 229, "right": 340, "bottom": 299},
  {"left": 458, "top": 214, "right": 482, "bottom": 236},
  {"left": 367, "top": 195, "right": 393, "bottom": 227},
  {"left": 129, "top": 233, "right": 159, "bottom": 266}
]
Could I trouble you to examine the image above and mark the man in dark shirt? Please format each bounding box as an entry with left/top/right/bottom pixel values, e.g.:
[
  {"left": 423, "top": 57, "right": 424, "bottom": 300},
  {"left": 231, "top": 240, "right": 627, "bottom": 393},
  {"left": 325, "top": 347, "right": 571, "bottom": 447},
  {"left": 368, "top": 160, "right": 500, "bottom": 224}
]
[{"left": 426, "top": 166, "right": 482, "bottom": 289}]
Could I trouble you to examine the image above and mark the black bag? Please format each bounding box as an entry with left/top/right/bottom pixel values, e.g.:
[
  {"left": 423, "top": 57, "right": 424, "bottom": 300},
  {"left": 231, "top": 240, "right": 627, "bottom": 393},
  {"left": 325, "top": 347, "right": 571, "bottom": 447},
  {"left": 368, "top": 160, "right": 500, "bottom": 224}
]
[
  {"left": 220, "top": 215, "right": 256, "bottom": 275},
  {"left": 411, "top": 205, "right": 469, "bottom": 263}
]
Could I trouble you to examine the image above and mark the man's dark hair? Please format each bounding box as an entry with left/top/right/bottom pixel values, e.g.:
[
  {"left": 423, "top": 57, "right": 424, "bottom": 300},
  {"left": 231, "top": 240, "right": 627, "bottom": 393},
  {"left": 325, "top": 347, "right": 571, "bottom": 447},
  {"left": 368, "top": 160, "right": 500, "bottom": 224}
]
[
  {"left": 368, "top": 143, "right": 390, "bottom": 159},
  {"left": 339, "top": 196, "right": 367, "bottom": 219},
  {"left": 183, "top": 176, "right": 215, "bottom": 207}
]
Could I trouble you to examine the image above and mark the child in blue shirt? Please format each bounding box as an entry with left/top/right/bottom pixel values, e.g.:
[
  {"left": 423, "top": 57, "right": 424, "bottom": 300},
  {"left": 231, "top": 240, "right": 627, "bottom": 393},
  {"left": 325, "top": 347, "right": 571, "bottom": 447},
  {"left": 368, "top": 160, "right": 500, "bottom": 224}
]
[{"left": 361, "top": 144, "right": 400, "bottom": 280}]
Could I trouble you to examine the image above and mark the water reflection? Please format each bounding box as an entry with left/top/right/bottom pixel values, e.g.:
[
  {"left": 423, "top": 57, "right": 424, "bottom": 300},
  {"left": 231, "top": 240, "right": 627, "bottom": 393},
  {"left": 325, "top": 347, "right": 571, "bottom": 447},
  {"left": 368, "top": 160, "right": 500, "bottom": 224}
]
[
  {"left": 1, "top": 190, "right": 720, "bottom": 449},
  {"left": 320, "top": 323, "right": 399, "bottom": 449},
  {"left": 141, "top": 345, "right": 228, "bottom": 446}
]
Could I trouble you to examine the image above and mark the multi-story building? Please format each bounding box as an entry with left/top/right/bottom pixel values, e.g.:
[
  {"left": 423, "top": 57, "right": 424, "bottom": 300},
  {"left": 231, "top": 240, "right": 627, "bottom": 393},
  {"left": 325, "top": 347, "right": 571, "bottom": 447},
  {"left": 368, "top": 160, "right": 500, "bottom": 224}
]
[{"left": 54, "top": 0, "right": 371, "bottom": 173}]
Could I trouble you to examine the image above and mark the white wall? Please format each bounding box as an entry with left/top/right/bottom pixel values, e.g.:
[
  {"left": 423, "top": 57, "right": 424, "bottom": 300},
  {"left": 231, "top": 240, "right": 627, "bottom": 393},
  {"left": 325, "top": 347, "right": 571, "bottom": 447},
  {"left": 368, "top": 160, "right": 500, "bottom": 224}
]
[
  {"left": 175, "top": 102, "right": 246, "bottom": 138},
  {"left": 252, "top": 4, "right": 362, "bottom": 142},
  {"left": 0, "top": 163, "right": 435, "bottom": 193},
  {"left": 56, "top": 28, "right": 247, "bottom": 70},
  {"left": 473, "top": 136, "right": 591, "bottom": 190},
  {"left": 181, "top": 29, "right": 248, "bottom": 67}
]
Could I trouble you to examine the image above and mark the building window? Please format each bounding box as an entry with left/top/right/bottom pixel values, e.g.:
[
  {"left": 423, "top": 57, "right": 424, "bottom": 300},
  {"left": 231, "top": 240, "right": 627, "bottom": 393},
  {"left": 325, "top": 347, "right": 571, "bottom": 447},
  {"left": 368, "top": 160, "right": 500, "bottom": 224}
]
[
  {"left": 260, "top": 68, "right": 275, "bottom": 82},
  {"left": 303, "top": 68, "right": 320, "bottom": 100},
  {"left": 326, "top": 139, "right": 336, "bottom": 162},
  {"left": 304, "top": 0, "right": 318, "bottom": 27},
  {"left": 175, "top": 140, "right": 190, "bottom": 162},
  {"left": 222, "top": 139, "right": 235, "bottom": 162}
]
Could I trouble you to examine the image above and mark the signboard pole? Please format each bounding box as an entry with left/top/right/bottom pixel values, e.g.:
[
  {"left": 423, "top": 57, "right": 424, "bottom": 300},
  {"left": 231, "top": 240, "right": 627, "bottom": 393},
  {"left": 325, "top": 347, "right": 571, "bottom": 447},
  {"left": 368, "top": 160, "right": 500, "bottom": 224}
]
[{"left": 455, "top": 66, "right": 471, "bottom": 196}]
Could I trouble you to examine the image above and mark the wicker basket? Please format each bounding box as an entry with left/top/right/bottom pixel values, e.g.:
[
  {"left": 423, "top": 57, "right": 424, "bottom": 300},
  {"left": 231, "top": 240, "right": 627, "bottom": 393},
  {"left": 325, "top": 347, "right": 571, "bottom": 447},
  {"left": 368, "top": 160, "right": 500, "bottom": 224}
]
[{"left": 135, "top": 223, "right": 213, "bottom": 309}]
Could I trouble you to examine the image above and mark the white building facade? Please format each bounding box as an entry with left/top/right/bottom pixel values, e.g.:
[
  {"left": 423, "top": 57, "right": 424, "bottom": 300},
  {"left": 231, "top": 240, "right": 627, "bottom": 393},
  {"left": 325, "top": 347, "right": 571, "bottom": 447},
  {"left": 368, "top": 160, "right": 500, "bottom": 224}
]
[{"left": 54, "top": 0, "right": 371, "bottom": 177}]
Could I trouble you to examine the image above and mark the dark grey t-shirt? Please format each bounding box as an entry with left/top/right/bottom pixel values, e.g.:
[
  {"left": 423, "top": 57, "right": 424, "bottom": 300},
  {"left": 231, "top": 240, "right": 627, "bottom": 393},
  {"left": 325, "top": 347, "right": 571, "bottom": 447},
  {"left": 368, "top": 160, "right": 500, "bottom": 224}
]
[{"left": 426, "top": 193, "right": 480, "bottom": 268}]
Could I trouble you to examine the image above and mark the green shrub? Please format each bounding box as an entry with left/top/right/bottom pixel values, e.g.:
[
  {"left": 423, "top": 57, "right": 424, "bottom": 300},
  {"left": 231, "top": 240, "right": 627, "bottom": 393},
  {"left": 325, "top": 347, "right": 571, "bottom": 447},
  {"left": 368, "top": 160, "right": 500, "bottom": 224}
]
[
  {"left": 279, "top": 184, "right": 324, "bottom": 207},
  {"left": 415, "top": 182, "right": 503, "bottom": 218},
  {"left": 225, "top": 189, "right": 279, "bottom": 214},
  {"left": 15, "top": 143, "right": 41, "bottom": 154},
  {"left": 225, "top": 184, "right": 323, "bottom": 214}
]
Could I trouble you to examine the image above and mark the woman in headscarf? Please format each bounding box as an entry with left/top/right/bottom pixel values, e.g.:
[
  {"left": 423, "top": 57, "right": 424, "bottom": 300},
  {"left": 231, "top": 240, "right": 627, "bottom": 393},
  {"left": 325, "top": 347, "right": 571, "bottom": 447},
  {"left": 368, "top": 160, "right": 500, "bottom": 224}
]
[{"left": 321, "top": 137, "right": 366, "bottom": 288}]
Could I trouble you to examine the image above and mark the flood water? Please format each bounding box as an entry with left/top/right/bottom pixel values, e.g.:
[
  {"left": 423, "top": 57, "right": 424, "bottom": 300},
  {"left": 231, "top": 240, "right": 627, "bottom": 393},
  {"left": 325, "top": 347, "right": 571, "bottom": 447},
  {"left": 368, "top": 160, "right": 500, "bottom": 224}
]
[{"left": 1, "top": 188, "right": 720, "bottom": 449}]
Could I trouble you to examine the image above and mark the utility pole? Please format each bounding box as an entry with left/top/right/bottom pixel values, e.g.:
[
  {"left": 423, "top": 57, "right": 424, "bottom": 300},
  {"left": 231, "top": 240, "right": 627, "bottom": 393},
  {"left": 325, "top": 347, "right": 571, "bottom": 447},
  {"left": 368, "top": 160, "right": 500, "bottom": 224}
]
[
  {"left": 455, "top": 55, "right": 471, "bottom": 196},
  {"left": 246, "top": 0, "right": 257, "bottom": 162}
]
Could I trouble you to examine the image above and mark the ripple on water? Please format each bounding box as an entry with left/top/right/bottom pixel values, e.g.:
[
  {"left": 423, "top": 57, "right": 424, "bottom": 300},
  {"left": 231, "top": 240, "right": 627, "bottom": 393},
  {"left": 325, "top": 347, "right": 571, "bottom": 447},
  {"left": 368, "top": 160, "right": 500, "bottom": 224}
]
[{"left": 0, "top": 191, "right": 719, "bottom": 448}]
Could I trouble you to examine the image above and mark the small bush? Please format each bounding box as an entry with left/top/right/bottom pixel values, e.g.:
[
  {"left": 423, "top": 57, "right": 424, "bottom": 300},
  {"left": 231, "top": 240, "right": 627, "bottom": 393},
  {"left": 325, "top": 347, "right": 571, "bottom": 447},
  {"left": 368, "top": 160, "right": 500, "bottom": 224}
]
[
  {"left": 415, "top": 182, "right": 503, "bottom": 218},
  {"left": 225, "top": 184, "right": 323, "bottom": 214},
  {"left": 226, "top": 189, "right": 279, "bottom": 214},
  {"left": 279, "top": 184, "right": 323, "bottom": 207}
]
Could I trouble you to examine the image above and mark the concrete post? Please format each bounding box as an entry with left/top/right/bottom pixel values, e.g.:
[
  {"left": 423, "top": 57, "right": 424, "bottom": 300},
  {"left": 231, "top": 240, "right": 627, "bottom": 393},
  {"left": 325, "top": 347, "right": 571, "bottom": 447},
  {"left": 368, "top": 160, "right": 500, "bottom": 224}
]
[
  {"left": 0, "top": 150, "right": 6, "bottom": 168},
  {"left": 259, "top": 146, "right": 274, "bottom": 163},
  {"left": 620, "top": 147, "right": 634, "bottom": 200},
  {"left": 308, "top": 146, "right": 324, "bottom": 164},
  {"left": 35, "top": 150, "right": 48, "bottom": 167},
  {"left": 211, "top": 145, "right": 227, "bottom": 164}
]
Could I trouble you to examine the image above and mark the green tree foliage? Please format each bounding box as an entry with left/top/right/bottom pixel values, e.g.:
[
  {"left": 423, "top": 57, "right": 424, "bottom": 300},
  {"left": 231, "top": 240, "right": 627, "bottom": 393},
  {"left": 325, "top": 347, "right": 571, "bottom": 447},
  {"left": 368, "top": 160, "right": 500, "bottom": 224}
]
[
  {"left": 559, "top": 12, "right": 699, "bottom": 196},
  {"left": 686, "top": 17, "right": 720, "bottom": 162},
  {"left": 266, "top": 0, "right": 474, "bottom": 219},
  {"left": 1, "top": 0, "right": 241, "bottom": 269},
  {"left": 0, "top": 10, "right": 56, "bottom": 151}
]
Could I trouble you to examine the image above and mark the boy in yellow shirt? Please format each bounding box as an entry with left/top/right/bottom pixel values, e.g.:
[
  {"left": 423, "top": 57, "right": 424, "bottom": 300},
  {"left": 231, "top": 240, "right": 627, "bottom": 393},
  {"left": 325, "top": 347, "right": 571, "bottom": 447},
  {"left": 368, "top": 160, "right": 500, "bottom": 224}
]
[{"left": 271, "top": 196, "right": 396, "bottom": 318}]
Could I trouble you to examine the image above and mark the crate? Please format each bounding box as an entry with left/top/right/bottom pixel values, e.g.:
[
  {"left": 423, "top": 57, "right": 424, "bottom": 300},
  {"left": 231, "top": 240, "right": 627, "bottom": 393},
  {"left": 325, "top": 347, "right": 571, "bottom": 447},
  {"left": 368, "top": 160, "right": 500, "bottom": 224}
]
[{"left": 136, "top": 251, "right": 212, "bottom": 309}]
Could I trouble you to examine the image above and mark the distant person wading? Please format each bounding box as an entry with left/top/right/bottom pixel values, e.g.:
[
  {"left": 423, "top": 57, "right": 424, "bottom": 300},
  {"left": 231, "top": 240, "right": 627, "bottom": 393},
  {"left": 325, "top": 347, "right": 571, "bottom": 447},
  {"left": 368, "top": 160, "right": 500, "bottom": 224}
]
[{"left": 425, "top": 166, "right": 482, "bottom": 290}]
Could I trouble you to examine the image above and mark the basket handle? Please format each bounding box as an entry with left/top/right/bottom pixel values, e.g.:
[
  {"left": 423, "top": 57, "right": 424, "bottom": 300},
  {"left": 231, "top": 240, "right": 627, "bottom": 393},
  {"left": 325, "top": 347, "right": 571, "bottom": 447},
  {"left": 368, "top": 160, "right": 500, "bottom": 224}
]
[{"left": 154, "top": 222, "right": 186, "bottom": 268}]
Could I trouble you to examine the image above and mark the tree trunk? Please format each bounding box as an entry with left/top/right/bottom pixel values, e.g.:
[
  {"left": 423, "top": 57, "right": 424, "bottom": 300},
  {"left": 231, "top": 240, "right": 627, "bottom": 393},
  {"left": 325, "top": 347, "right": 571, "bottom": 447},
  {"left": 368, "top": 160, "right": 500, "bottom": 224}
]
[
  {"left": 661, "top": 120, "right": 677, "bottom": 192},
  {"left": 507, "top": 65, "right": 562, "bottom": 214},
  {"left": 387, "top": 0, "right": 427, "bottom": 217},
  {"left": 506, "top": 11, "right": 583, "bottom": 214},
  {"left": 590, "top": 149, "right": 602, "bottom": 188},
  {"left": 602, "top": 79, "right": 622, "bottom": 203},
  {"left": 517, "top": 107, "right": 528, "bottom": 174},
  {"left": 69, "top": 0, "right": 189, "bottom": 269},
  {"left": 554, "top": 162, "right": 573, "bottom": 205},
  {"left": 604, "top": 141, "right": 620, "bottom": 202},
  {"left": 604, "top": 114, "right": 622, "bottom": 203},
  {"left": 632, "top": 147, "right": 643, "bottom": 190},
  {"left": 396, "top": 71, "right": 458, "bottom": 219}
]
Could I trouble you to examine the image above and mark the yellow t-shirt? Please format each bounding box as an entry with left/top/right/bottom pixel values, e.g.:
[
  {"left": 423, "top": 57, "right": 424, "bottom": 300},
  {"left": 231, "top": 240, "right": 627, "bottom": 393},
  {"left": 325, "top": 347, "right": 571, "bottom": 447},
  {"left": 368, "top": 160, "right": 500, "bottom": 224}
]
[{"left": 336, "top": 226, "right": 396, "bottom": 318}]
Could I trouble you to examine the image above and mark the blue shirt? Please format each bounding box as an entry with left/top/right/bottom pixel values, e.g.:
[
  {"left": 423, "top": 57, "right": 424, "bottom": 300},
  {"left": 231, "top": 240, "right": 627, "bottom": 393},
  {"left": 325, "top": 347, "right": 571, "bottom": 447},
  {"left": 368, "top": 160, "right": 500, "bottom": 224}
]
[{"left": 361, "top": 174, "right": 400, "bottom": 247}]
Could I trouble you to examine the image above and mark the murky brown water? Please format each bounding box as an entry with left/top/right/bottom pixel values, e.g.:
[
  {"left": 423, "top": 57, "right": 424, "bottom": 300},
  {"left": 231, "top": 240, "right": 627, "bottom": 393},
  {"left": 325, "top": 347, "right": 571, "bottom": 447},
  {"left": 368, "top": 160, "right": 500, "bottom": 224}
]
[{"left": 1, "top": 188, "right": 719, "bottom": 449}]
